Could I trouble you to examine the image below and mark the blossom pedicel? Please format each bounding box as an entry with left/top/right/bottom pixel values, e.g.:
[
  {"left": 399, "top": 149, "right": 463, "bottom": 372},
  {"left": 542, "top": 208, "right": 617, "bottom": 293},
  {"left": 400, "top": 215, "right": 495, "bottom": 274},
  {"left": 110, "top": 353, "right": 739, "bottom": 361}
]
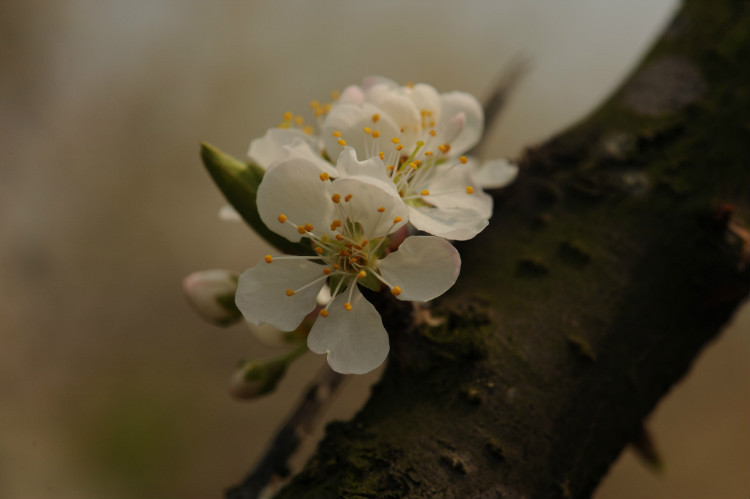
[{"left": 235, "top": 157, "right": 460, "bottom": 374}]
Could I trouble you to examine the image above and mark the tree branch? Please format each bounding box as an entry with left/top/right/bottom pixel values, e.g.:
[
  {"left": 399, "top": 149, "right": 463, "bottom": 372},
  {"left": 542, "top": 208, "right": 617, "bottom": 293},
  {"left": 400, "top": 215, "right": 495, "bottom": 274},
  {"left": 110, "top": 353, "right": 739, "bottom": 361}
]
[{"left": 235, "top": 1, "right": 750, "bottom": 497}]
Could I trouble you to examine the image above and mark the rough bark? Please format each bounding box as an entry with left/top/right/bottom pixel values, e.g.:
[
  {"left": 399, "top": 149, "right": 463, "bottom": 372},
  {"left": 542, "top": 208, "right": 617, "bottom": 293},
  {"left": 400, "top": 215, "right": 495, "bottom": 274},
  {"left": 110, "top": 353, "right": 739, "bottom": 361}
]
[{"left": 258, "top": 1, "right": 750, "bottom": 497}]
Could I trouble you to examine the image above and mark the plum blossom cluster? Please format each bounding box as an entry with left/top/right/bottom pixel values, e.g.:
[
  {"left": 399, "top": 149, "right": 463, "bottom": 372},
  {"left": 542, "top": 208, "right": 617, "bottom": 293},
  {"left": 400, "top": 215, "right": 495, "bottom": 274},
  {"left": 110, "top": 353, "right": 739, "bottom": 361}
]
[{"left": 234, "top": 77, "right": 517, "bottom": 374}]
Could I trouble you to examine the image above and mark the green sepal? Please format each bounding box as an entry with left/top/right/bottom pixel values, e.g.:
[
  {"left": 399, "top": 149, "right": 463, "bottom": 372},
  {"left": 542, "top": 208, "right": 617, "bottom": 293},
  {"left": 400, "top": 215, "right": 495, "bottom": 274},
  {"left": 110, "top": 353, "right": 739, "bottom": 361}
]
[{"left": 200, "top": 142, "right": 308, "bottom": 255}]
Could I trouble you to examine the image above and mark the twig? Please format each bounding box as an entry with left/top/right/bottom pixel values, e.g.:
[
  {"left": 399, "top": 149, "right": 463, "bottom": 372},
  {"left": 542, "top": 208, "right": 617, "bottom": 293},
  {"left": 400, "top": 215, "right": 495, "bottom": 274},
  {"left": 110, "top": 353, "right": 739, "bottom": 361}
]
[{"left": 226, "top": 366, "right": 346, "bottom": 499}]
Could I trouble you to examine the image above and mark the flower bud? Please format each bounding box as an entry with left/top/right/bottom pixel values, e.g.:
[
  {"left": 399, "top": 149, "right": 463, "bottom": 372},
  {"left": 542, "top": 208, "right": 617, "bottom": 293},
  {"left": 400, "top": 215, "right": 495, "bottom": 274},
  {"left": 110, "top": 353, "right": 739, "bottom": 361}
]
[
  {"left": 183, "top": 269, "right": 241, "bottom": 326},
  {"left": 229, "top": 358, "right": 288, "bottom": 400}
]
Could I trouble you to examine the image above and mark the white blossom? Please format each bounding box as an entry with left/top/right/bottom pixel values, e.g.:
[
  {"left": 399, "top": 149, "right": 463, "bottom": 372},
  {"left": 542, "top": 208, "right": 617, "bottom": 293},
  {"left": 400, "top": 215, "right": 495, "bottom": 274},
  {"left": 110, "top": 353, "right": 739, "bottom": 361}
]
[{"left": 235, "top": 157, "right": 460, "bottom": 374}]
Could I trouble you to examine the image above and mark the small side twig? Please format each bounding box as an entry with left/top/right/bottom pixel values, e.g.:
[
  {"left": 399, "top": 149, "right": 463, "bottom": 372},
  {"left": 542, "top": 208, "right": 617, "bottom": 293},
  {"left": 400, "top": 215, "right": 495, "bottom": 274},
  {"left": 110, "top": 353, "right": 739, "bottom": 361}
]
[
  {"left": 470, "top": 54, "right": 530, "bottom": 157},
  {"left": 226, "top": 366, "right": 346, "bottom": 499}
]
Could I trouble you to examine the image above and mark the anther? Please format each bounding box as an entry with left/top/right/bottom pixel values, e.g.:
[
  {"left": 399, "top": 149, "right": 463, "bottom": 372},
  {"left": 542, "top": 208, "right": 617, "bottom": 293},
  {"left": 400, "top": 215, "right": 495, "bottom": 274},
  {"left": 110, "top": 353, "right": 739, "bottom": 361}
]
[
  {"left": 379, "top": 151, "right": 385, "bottom": 160},
  {"left": 278, "top": 214, "right": 287, "bottom": 223},
  {"left": 285, "top": 289, "right": 295, "bottom": 296},
  {"left": 391, "top": 137, "right": 400, "bottom": 144},
  {"left": 336, "top": 234, "right": 344, "bottom": 241},
  {"left": 315, "top": 246, "right": 324, "bottom": 254},
  {"left": 425, "top": 151, "right": 433, "bottom": 156},
  {"left": 363, "top": 126, "right": 372, "bottom": 134},
  {"left": 319, "top": 172, "right": 330, "bottom": 181},
  {"left": 377, "top": 206, "right": 386, "bottom": 213},
  {"left": 294, "top": 116, "right": 304, "bottom": 125},
  {"left": 264, "top": 255, "right": 273, "bottom": 263},
  {"left": 319, "top": 309, "right": 329, "bottom": 317},
  {"left": 309, "top": 100, "right": 320, "bottom": 108},
  {"left": 371, "top": 130, "right": 380, "bottom": 138},
  {"left": 344, "top": 302, "right": 353, "bottom": 311},
  {"left": 345, "top": 194, "right": 353, "bottom": 202},
  {"left": 302, "top": 125, "right": 314, "bottom": 135},
  {"left": 396, "top": 145, "right": 404, "bottom": 151},
  {"left": 304, "top": 223, "right": 314, "bottom": 232},
  {"left": 323, "top": 267, "right": 332, "bottom": 275},
  {"left": 331, "top": 90, "right": 340, "bottom": 100},
  {"left": 357, "top": 270, "right": 366, "bottom": 279},
  {"left": 459, "top": 156, "right": 468, "bottom": 164},
  {"left": 332, "top": 131, "right": 342, "bottom": 137},
  {"left": 338, "top": 139, "right": 347, "bottom": 146},
  {"left": 333, "top": 264, "right": 340, "bottom": 270},
  {"left": 421, "top": 189, "right": 430, "bottom": 196},
  {"left": 391, "top": 286, "right": 402, "bottom": 296},
  {"left": 332, "top": 193, "right": 341, "bottom": 203},
  {"left": 465, "top": 186, "right": 475, "bottom": 194},
  {"left": 393, "top": 216, "right": 403, "bottom": 223},
  {"left": 409, "top": 161, "right": 418, "bottom": 170},
  {"left": 372, "top": 113, "right": 380, "bottom": 123},
  {"left": 429, "top": 129, "right": 436, "bottom": 136},
  {"left": 438, "top": 144, "right": 449, "bottom": 154},
  {"left": 297, "top": 225, "right": 306, "bottom": 234},
  {"left": 283, "top": 111, "right": 293, "bottom": 121}
]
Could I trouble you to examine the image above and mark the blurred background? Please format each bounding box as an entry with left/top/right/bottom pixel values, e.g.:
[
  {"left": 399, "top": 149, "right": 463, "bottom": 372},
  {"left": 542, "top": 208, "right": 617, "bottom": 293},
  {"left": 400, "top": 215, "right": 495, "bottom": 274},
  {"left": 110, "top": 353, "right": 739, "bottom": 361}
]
[{"left": 1, "top": 1, "right": 748, "bottom": 498}]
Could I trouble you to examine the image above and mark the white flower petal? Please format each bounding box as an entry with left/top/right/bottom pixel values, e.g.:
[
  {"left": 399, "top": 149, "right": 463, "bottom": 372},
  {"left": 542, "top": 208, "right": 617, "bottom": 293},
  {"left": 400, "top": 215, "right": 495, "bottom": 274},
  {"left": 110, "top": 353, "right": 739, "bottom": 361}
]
[
  {"left": 218, "top": 204, "right": 242, "bottom": 222},
  {"left": 322, "top": 103, "right": 400, "bottom": 161},
  {"left": 406, "top": 83, "right": 441, "bottom": 121},
  {"left": 338, "top": 85, "right": 364, "bottom": 105},
  {"left": 247, "top": 128, "right": 318, "bottom": 169},
  {"left": 307, "top": 286, "right": 389, "bottom": 374},
  {"left": 470, "top": 158, "right": 519, "bottom": 189},
  {"left": 283, "top": 138, "right": 338, "bottom": 176},
  {"left": 331, "top": 176, "right": 408, "bottom": 238},
  {"left": 408, "top": 204, "right": 488, "bottom": 241},
  {"left": 378, "top": 93, "right": 421, "bottom": 145},
  {"left": 257, "top": 158, "right": 336, "bottom": 242},
  {"left": 439, "top": 92, "right": 483, "bottom": 155},
  {"left": 378, "top": 236, "right": 460, "bottom": 302},
  {"left": 425, "top": 163, "right": 493, "bottom": 219},
  {"left": 335, "top": 147, "right": 395, "bottom": 189},
  {"left": 236, "top": 258, "right": 325, "bottom": 331},
  {"left": 362, "top": 76, "right": 398, "bottom": 92}
]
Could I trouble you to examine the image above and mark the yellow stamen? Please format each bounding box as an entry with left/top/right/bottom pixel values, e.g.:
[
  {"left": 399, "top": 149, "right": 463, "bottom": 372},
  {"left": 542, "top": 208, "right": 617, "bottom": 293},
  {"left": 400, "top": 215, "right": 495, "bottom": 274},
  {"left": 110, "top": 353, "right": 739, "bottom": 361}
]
[
  {"left": 379, "top": 151, "right": 385, "bottom": 160},
  {"left": 377, "top": 206, "right": 386, "bottom": 213},
  {"left": 323, "top": 267, "right": 332, "bottom": 275},
  {"left": 304, "top": 223, "right": 314, "bottom": 232},
  {"left": 331, "top": 90, "right": 340, "bottom": 100},
  {"left": 319, "top": 172, "right": 330, "bottom": 181},
  {"left": 466, "top": 186, "right": 475, "bottom": 194},
  {"left": 319, "top": 309, "right": 329, "bottom": 317},
  {"left": 409, "top": 161, "right": 418, "bottom": 170},
  {"left": 391, "top": 286, "right": 402, "bottom": 296},
  {"left": 335, "top": 234, "right": 344, "bottom": 241},
  {"left": 285, "top": 289, "right": 295, "bottom": 296},
  {"left": 344, "top": 302, "right": 353, "bottom": 311},
  {"left": 357, "top": 270, "right": 366, "bottom": 279},
  {"left": 429, "top": 129, "right": 436, "bottom": 136},
  {"left": 332, "top": 219, "right": 342, "bottom": 228},
  {"left": 396, "top": 145, "right": 404, "bottom": 151},
  {"left": 332, "top": 193, "right": 341, "bottom": 203},
  {"left": 315, "top": 246, "right": 324, "bottom": 255},
  {"left": 372, "top": 130, "right": 380, "bottom": 138},
  {"left": 420, "top": 189, "right": 430, "bottom": 196},
  {"left": 297, "top": 225, "right": 306, "bottom": 234},
  {"left": 332, "top": 130, "right": 342, "bottom": 137},
  {"left": 294, "top": 116, "right": 304, "bottom": 125},
  {"left": 278, "top": 214, "right": 287, "bottom": 223},
  {"left": 391, "top": 137, "right": 400, "bottom": 144},
  {"left": 393, "top": 216, "right": 403, "bottom": 223},
  {"left": 264, "top": 255, "right": 273, "bottom": 263},
  {"left": 302, "top": 125, "right": 314, "bottom": 135},
  {"left": 333, "top": 264, "right": 340, "bottom": 270},
  {"left": 459, "top": 156, "right": 468, "bottom": 164},
  {"left": 283, "top": 111, "right": 293, "bottom": 121},
  {"left": 345, "top": 194, "right": 353, "bottom": 202},
  {"left": 338, "top": 139, "right": 347, "bottom": 146},
  {"left": 372, "top": 113, "right": 380, "bottom": 123},
  {"left": 363, "top": 126, "right": 372, "bottom": 134},
  {"left": 309, "top": 100, "right": 320, "bottom": 108}
]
